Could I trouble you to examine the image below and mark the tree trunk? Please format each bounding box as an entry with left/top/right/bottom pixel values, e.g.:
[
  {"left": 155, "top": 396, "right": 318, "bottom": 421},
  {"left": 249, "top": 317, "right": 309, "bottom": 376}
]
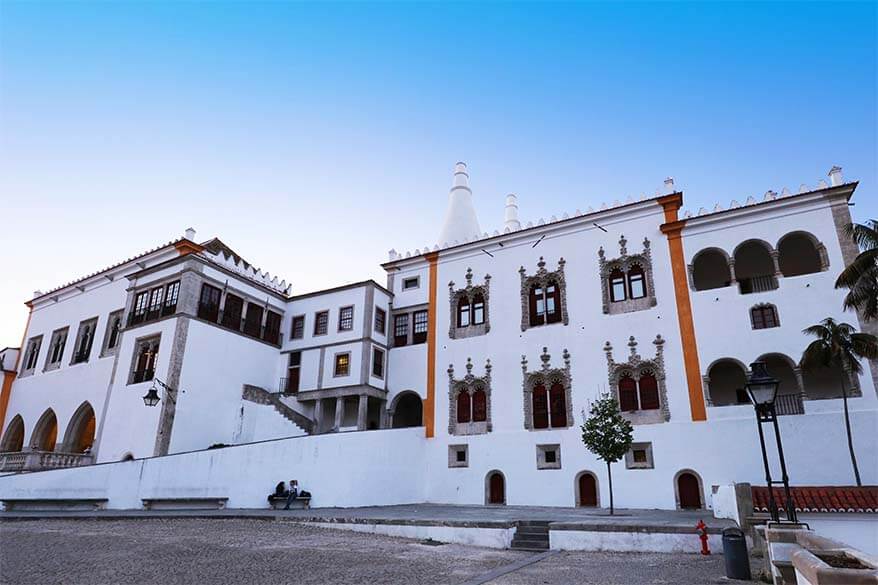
[
  {"left": 839, "top": 371, "right": 862, "bottom": 486},
  {"left": 607, "top": 460, "right": 614, "bottom": 515}
]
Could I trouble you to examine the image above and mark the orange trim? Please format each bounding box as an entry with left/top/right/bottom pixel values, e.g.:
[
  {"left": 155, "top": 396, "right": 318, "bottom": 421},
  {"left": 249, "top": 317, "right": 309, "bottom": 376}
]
[
  {"left": 424, "top": 251, "right": 439, "bottom": 438},
  {"left": 659, "top": 195, "right": 707, "bottom": 422},
  {"left": 0, "top": 307, "right": 32, "bottom": 435},
  {"left": 175, "top": 240, "right": 205, "bottom": 256}
]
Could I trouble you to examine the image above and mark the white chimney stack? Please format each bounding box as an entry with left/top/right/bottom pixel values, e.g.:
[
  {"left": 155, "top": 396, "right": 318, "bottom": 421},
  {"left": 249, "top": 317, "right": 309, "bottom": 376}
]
[
  {"left": 828, "top": 166, "right": 843, "bottom": 187},
  {"left": 184, "top": 227, "right": 196, "bottom": 241},
  {"left": 438, "top": 162, "right": 482, "bottom": 246},
  {"left": 504, "top": 194, "right": 521, "bottom": 231},
  {"left": 664, "top": 177, "right": 675, "bottom": 194}
]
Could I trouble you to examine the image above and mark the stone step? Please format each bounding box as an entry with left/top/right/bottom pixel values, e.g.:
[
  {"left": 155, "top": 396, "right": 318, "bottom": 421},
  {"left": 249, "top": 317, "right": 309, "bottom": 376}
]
[
  {"left": 516, "top": 525, "right": 549, "bottom": 535},
  {"left": 511, "top": 540, "right": 549, "bottom": 551},
  {"left": 511, "top": 535, "right": 550, "bottom": 546}
]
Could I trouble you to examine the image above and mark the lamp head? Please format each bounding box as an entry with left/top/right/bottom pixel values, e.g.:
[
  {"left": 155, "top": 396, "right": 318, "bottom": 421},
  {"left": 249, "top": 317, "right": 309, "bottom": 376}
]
[{"left": 746, "top": 361, "right": 779, "bottom": 407}]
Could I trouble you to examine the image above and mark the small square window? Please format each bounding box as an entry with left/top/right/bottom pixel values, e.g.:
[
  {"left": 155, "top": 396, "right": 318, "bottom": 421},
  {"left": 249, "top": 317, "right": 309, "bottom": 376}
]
[
  {"left": 536, "top": 444, "right": 561, "bottom": 470},
  {"left": 402, "top": 277, "right": 419, "bottom": 290},
  {"left": 338, "top": 306, "right": 354, "bottom": 331},
  {"left": 334, "top": 353, "right": 350, "bottom": 377},
  {"left": 448, "top": 444, "right": 468, "bottom": 468},
  {"left": 314, "top": 311, "right": 329, "bottom": 336},
  {"left": 625, "top": 442, "right": 654, "bottom": 469}
]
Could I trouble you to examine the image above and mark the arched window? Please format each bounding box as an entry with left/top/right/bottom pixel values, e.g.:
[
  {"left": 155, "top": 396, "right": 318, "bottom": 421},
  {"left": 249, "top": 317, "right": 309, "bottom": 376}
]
[
  {"left": 108, "top": 316, "right": 121, "bottom": 349},
  {"left": 391, "top": 392, "right": 423, "bottom": 428},
  {"left": 778, "top": 232, "right": 824, "bottom": 277},
  {"left": 618, "top": 373, "right": 638, "bottom": 412},
  {"left": 609, "top": 268, "right": 626, "bottom": 302},
  {"left": 456, "top": 391, "right": 471, "bottom": 423},
  {"left": 706, "top": 359, "right": 749, "bottom": 406},
  {"left": 457, "top": 296, "right": 470, "bottom": 328},
  {"left": 751, "top": 304, "right": 779, "bottom": 329},
  {"left": 545, "top": 281, "right": 562, "bottom": 323},
  {"left": 0, "top": 415, "right": 25, "bottom": 452},
  {"left": 628, "top": 265, "right": 646, "bottom": 299},
  {"left": 691, "top": 249, "right": 732, "bottom": 291},
  {"left": 735, "top": 240, "right": 777, "bottom": 294},
  {"left": 638, "top": 371, "right": 660, "bottom": 410},
  {"left": 549, "top": 382, "right": 567, "bottom": 427},
  {"left": 30, "top": 409, "right": 58, "bottom": 452},
  {"left": 532, "top": 384, "right": 549, "bottom": 429},
  {"left": 472, "top": 293, "right": 485, "bottom": 325},
  {"left": 529, "top": 285, "right": 545, "bottom": 326},
  {"left": 472, "top": 388, "right": 487, "bottom": 422}
]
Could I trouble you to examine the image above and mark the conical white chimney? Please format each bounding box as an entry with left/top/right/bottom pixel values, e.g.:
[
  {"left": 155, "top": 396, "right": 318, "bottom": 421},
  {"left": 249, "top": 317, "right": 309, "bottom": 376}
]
[
  {"left": 504, "top": 194, "right": 521, "bottom": 231},
  {"left": 438, "top": 162, "right": 481, "bottom": 245}
]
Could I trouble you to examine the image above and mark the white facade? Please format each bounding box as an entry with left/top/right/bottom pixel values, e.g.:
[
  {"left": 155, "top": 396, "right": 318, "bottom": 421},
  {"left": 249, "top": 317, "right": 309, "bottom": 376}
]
[{"left": 0, "top": 165, "right": 875, "bottom": 514}]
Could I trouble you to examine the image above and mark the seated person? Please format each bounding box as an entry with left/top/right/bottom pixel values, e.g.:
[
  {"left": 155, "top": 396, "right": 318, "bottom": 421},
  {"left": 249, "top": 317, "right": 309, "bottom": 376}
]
[
  {"left": 283, "top": 479, "right": 299, "bottom": 510},
  {"left": 273, "top": 481, "right": 288, "bottom": 498}
]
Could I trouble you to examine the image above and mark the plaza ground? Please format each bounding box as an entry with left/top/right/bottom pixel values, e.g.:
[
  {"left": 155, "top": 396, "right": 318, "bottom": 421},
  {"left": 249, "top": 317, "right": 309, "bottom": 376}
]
[{"left": 0, "top": 518, "right": 754, "bottom": 584}]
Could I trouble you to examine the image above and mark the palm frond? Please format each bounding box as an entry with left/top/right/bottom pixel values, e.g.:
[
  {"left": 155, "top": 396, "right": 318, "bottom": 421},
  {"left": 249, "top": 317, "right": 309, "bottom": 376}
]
[
  {"left": 835, "top": 250, "right": 878, "bottom": 289},
  {"left": 850, "top": 333, "right": 878, "bottom": 360},
  {"left": 800, "top": 339, "right": 832, "bottom": 370},
  {"left": 844, "top": 220, "right": 878, "bottom": 251}
]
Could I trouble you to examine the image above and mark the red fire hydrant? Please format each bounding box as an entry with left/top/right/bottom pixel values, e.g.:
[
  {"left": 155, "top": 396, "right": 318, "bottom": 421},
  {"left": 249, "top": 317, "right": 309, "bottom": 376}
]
[{"left": 696, "top": 519, "right": 710, "bottom": 555}]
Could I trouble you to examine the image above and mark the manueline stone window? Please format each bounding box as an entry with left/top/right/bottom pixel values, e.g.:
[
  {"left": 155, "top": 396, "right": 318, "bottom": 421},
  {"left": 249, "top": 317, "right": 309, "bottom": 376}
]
[
  {"left": 599, "top": 236, "right": 657, "bottom": 315},
  {"left": 519, "top": 257, "right": 569, "bottom": 331},
  {"left": 71, "top": 317, "right": 98, "bottom": 365},
  {"left": 129, "top": 335, "right": 160, "bottom": 384},
  {"left": 521, "top": 347, "right": 573, "bottom": 430},
  {"left": 604, "top": 335, "right": 670, "bottom": 425},
  {"left": 448, "top": 358, "right": 492, "bottom": 435},
  {"left": 750, "top": 303, "right": 780, "bottom": 330},
  {"left": 44, "top": 327, "right": 69, "bottom": 372},
  {"left": 101, "top": 309, "right": 123, "bottom": 357},
  {"left": 20, "top": 335, "right": 43, "bottom": 377},
  {"left": 449, "top": 268, "right": 491, "bottom": 339}
]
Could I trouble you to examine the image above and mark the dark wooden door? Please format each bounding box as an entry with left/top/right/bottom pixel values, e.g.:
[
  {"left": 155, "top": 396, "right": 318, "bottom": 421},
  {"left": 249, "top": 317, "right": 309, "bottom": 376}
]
[
  {"left": 578, "top": 474, "right": 597, "bottom": 507},
  {"left": 489, "top": 473, "right": 505, "bottom": 504},
  {"left": 678, "top": 473, "right": 701, "bottom": 509}
]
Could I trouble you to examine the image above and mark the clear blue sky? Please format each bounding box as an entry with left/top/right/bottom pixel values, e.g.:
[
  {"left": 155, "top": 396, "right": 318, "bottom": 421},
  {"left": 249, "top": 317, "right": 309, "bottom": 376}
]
[{"left": 0, "top": 1, "right": 875, "bottom": 347}]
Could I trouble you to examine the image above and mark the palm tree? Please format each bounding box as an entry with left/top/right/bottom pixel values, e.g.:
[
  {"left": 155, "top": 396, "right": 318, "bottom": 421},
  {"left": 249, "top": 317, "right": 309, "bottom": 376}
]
[
  {"left": 835, "top": 220, "right": 878, "bottom": 321},
  {"left": 800, "top": 318, "right": 878, "bottom": 486}
]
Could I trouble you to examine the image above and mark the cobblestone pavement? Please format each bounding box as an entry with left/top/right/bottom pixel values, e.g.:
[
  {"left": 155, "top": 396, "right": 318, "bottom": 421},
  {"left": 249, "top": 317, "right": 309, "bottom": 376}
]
[{"left": 0, "top": 519, "right": 746, "bottom": 585}]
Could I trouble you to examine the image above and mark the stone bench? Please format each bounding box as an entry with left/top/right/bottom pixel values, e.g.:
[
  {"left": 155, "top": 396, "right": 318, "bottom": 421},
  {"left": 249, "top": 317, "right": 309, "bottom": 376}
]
[
  {"left": 268, "top": 495, "right": 311, "bottom": 510},
  {"left": 1, "top": 497, "right": 108, "bottom": 512},
  {"left": 141, "top": 497, "right": 228, "bottom": 511}
]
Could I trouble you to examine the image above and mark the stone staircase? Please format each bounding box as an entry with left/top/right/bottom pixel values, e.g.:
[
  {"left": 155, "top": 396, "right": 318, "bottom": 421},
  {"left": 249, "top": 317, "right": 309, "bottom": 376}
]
[
  {"left": 511, "top": 521, "right": 550, "bottom": 551},
  {"left": 242, "top": 385, "right": 313, "bottom": 434}
]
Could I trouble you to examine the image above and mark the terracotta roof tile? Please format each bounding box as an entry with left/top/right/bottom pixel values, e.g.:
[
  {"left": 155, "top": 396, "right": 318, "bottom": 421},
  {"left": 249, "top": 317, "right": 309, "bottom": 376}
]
[{"left": 751, "top": 486, "right": 877, "bottom": 514}]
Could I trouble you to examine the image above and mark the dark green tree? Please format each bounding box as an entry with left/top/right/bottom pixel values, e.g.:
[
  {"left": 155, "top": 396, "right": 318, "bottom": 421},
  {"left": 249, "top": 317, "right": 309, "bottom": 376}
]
[
  {"left": 800, "top": 318, "right": 878, "bottom": 487},
  {"left": 580, "top": 394, "right": 634, "bottom": 515},
  {"left": 835, "top": 220, "right": 878, "bottom": 321}
]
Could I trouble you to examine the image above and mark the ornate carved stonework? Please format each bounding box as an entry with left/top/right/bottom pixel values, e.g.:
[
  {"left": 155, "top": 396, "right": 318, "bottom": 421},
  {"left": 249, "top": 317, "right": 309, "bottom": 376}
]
[
  {"left": 521, "top": 347, "right": 573, "bottom": 430},
  {"left": 448, "top": 357, "right": 492, "bottom": 435},
  {"left": 519, "top": 257, "right": 569, "bottom": 332},
  {"left": 604, "top": 334, "right": 670, "bottom": 425},
  {"left": 448, "top": 268, "right": 491, "bottom": 340},
  {"left": 598, "top": 235, "right": 657, "bottom": 315}
]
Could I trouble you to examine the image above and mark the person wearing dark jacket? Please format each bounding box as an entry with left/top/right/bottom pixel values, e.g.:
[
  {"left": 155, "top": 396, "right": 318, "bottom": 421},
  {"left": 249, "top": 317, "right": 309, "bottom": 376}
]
[{"left": 283, "top": 480, "right": 299, "bottom": 510}]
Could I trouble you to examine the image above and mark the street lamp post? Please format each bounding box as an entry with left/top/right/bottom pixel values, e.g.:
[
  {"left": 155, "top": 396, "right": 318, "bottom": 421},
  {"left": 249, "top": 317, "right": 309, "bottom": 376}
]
[
  {"left": 745, "top": 361, "right": 797, "bottom": 524},
  {"left": 142, "top": 378, "right": 178, "bottom": 407}
]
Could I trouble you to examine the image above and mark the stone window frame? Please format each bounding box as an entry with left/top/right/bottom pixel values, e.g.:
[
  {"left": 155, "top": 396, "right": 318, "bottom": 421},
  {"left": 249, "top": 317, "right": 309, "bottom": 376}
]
[
  {"left": 100, "top": 309, "right": 124, "bottom": 358},
  {"left": 448, "top": 444, "right": 469, "bottom": 468},
  {"left": 604, "top": 335, "right": 670, "bottom": 425},
  {"left": 374, "top": 307, "right": 386, "bottom": 335},
  {"left": 290, "top": 314, "right": 306, "bottom": 340},
  {"left": 448, "top": 268, "right": 491, "bottom": 340},
  {"left": 333, "top": 351, "right": 351, "bottom": 377},
  {"left": 127, "top": 334, "right": 161, "bottom": 385},
  {"left": 521, "top": 347, "right": 574, "bottom": 430},
  {"left": 20, "top": 334, "right": 43, "bottom": 377},
  {"left": 70, "top": 317, "right": 99, "bottom": 365},
  {"left": 372, "top": 347, "right": 385, "bottom": 379},
  {"left": 598, "top": 236, "right": 658, "bottom": 315},
  {"left": 43, "top": 327, "right": 69, "bottom": 372},
  {"left": 447, "top": 357, "right": 492, "bottom": 435},
  {"left": 519, "top": 257, "right": 569, "bottom": 332},
  {"left": 625, "top": 441, "right": 654, "bottom": 469},
  {"left": 313, "top": 310, "right": 329, "bottom": 336},
  {"left": 536, "top": 444, "right": 561, "bottom": 470},
  {"left": 338, "top": 305, "right": 355, "bottom": 332},
  {"left": 402, "top": 276, "right": 420, "bottom": 290},
  {"left": 750, "top": 303, "right": 780, "bottom": 330}
]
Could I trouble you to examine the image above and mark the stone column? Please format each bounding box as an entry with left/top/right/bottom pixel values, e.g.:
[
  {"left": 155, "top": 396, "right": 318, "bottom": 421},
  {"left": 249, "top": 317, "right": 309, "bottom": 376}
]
[
  {"left": 770, "top": 250, "right": 782, "bottom": 277},
  {"left": 313, "top": 399, "right": 323, "bottom": 434},
  {"left": 333, "top": 397, "right": 344, "bottom": 432},
  {"left": 727, "top": 259, "right": 737, "bottom": 285},
  {"left": 379, "top": 400, "right": 389, "bottom": 429},
  {"left": 357, "top": 394, "right": 368, "bottom": 431}
]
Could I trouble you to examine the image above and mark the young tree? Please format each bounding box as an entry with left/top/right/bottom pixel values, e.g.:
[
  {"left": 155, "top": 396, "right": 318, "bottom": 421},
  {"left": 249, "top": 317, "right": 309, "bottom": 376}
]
[
  {"left": 835, "top": 220, "right": 878, "bottom": 321},
  {"left": 801, "top": 318, "right": 878, "bottom": 487},
  {"left": 581, "top": 394, "right": 634, "bottom": 515}
]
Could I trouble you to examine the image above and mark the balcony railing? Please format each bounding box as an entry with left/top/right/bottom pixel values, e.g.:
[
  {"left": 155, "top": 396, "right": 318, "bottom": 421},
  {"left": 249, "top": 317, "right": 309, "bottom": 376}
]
[
  {"left": 739, "top": 274, "right": 779, "bottom": 295},
  {"left": 278, "top": 377, "right": 298, "bottom": 395},
  {"left": 129, "top": 303, "right": 178, "bottom": 327},
  {"left": 0, "top": 450, "right": 95, "bottom": 473},
  {"left": 775, "top": 393, "right": 805, "bottom": 416}
]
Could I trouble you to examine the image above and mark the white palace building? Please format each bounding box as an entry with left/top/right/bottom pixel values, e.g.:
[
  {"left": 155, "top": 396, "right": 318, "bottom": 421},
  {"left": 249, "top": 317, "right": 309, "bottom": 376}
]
[{"left": 0, "top": 163, "right": 875, "bottom": 514}]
